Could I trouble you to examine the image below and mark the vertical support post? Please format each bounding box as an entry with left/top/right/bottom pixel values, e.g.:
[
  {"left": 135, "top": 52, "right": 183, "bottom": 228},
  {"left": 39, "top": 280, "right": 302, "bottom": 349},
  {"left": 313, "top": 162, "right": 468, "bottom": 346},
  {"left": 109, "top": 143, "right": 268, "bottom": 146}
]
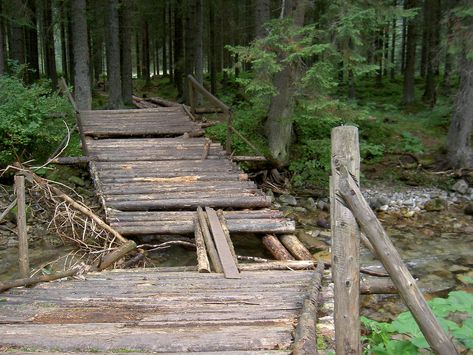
[
  {"left": 14, "top": 175, "right": 29, "bottom": 279},
  {"left": 188, "top": 77, "right": 195, "bottom": 113},
  {"left": 225, "top": 111, "right": 233, "bottom": 155},
  {"left": 330, "top": 126, "right": 361, "bottom": 354}
]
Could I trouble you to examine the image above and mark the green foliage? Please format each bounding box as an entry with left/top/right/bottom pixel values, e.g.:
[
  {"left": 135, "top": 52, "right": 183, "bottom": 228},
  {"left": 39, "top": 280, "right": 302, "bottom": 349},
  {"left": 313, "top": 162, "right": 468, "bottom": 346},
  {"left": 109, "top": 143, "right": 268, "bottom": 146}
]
[
  {"left": 395, "top": 132, "right": 424, "bottom": 154},
  {"left": 361, "top": 290, "right": 473, "bottom": 354},
  {"left": 0, "top": 75, "right": 74, "bottom": 166}
]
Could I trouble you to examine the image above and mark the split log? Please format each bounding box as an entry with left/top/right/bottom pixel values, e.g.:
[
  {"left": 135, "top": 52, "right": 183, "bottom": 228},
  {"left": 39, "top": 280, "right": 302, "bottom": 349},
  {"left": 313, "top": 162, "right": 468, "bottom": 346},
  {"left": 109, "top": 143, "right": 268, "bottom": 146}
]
[
  {"left": 262, "top": 234, "right": 295, "bottom": 261},
  {"left": 279, "top": 234, "right": 312, "bottom": 260},
  {"left": 14, "top": 175, "right": 29, "bottom": 278},
  {"left": 216, "top": 210, "right": 238, "bottom": 266},
  {"left": 360, "top": 277, "right": 397, "bottom": 294},
  {"left": 293, "top": 261, "right": 324, "bottom": 355},
  {"left": 205, "top": 207, "right": 240, "bottom": 279},
  {"left": 339, "top": 169, "right": 459, "bottom": 355},
  {"left": 20, "top": 169, "right": 128, "bottom": 245},
  {"left": 196, "top": 207, "right": 222, "bottom": 273},
  {"left": 193, "top": 217, "right": 211, "bottom": 273},
  {"left": 148, "top": 96, "right": 181, "bottom": 107},
  {"left": 238, "top": 260, "right": 315, "bottom": 271}
]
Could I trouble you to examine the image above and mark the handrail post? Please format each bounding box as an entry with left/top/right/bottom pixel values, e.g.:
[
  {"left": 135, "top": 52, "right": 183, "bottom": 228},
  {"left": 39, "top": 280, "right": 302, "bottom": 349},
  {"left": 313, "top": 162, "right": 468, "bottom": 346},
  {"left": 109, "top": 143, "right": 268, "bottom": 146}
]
[
  {"left": 14, "top": 174, "right": 30, "bottom": 279},
  {"left": 226, "top": 110, "right": 233, "bottom": 155},
  {"left": 330, "top": 126, "right": 361, "bottom": 354}
]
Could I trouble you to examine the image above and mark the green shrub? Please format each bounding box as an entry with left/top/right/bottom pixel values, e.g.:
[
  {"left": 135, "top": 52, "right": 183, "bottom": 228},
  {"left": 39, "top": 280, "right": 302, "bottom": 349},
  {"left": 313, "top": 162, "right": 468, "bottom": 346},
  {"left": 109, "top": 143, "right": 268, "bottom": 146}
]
[
  {"left": 361, "top": 290, "right": 473, "bottom": 354},
  {"left": 0, "top": 75, "right": 74, "bottom": 166}
]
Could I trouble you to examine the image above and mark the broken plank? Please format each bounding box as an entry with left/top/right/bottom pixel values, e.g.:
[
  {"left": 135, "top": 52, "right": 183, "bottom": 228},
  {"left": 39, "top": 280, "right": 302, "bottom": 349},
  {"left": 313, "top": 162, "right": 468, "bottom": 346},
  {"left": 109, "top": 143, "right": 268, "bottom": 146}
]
[{"left": 205, "top": 207, "right": 240, "bottom": 279}]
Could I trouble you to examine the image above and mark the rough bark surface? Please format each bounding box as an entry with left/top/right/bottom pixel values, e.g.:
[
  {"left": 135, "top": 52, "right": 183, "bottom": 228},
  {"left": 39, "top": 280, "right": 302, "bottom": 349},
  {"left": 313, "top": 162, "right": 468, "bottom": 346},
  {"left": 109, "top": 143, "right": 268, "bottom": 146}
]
[
  {"left": 106, "top": 0, "right": 123, "bottom": 108},
  {"left": 71, "top": 0, "right": 92, "bottom": 110},
  {"left": 265, "top": 0, "right": 307, "bottom": 166},
  {"left": 255, "top": 0, "right": 270, "bottom": 39},
  {"left": 402, "top": 0, "right": 418, "bottom": 105},
  {"left": 120, "top": 0, "right": 133, "bottom": 105},
  {"left": 447, "top": 49, "right": 473, "bottom": 168}
]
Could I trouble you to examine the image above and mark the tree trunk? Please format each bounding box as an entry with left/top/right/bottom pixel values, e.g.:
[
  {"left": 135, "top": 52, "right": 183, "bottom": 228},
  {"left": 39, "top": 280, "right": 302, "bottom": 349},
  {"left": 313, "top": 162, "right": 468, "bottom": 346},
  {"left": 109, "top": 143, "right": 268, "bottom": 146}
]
[
  {"left": 168, "top": 2, "right": 173, "bottom": 78},
  {"left": 25, "top": 0, "right": 39, "bottom": 83},
  {"left": 10, "top": 0, "right": 26, "bottom": 67},
  {"left": 420, "top": 1, "right": 429, "bottom": 78},
  {"left": 265, "top": 0, "right": 307, "bottom": 166},
  {"left": 173, "top": 0, "right": 184, "bottom": 97},
  {"left": 402, "top": 0, "right": 418, "bottom": 106},
  {"left": 162, "top": 4, "right": 167, "bottom": 76},
  {"left": 255, "top": 0, "right": 270, "bottom": 39},
  {"left": 120, "top": 0, "right": 133, "bottom": 105},
  {"left": 400, "top": 17, "right": 406, "bottom": 73},
  {"left": 184, "top": 0, "right": 196, "bottom": 104},
  {"left": 43, "top": 0, "right": 57, "bottom": 87},
  {"left": 142, "top": 21, "right": 150, "bottom": 83},
  {"left": 443, "top": 14, "right": 453, "bottom": 91},
  {"left": 106, "top": 0, "right": 123, "bottom": 108},
  {"left": 66, "top": 4, "right": 74, "bottom": 85},
  {"left": 390, "top": 3, "right": 396, "bottom": 80},
  {"left": 59, "top": 1, "right": 68, "bottom": 83},
  {"left": 195, "top": 0, "right": 203, "bottom": 104},
  {"left": 422, "top": 0, "right": 440, "bottom": 106},
  {"left": 447, "top": 45, "right": 473, "bottom": 168},
  {"left": 209, "top": 0, "right": 217, "bottom": 94},
  {"left": 0, "top": 1, "right": 4, "bottom": 75},
  {"left": 71, "top": 0, "right": 91, "bottom": 110}
]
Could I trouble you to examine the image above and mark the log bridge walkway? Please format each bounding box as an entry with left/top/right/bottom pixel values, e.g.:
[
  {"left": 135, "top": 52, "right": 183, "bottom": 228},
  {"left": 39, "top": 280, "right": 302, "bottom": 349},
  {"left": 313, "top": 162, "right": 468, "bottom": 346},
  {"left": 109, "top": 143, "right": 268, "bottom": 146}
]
[{"left": 0, "top": 103, "right": 334, "bottom": 353}]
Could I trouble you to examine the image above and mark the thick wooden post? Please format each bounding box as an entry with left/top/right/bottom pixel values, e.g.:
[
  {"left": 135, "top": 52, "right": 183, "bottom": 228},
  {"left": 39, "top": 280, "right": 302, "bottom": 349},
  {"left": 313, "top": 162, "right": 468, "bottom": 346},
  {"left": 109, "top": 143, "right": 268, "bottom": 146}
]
[
  {"left": 330, "top": 126, "right": 361, "bottom": 354},
  {"left": 339, "top": 171, "right": 459, "bottom": 355},
  {"left": 14, "top": 175, "right": 29, "bottom": 278},
  {"left": 188, "top": 77, "right": 195, "bottom": 112}
]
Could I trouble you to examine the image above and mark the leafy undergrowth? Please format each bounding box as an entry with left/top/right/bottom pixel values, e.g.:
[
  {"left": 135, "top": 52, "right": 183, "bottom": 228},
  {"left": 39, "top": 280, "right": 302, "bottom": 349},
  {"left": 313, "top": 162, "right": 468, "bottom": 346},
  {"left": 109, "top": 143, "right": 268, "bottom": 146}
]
[{"left": 361, "top": 288, "right": 473, "bottom": 354}]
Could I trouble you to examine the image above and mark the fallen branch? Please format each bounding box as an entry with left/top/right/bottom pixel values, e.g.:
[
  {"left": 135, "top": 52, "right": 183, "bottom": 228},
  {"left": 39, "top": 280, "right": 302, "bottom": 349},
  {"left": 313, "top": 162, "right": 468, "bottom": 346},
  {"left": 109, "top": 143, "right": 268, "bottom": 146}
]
[{"left": 0, "top": 198, "right": 17, "bottom": 223}]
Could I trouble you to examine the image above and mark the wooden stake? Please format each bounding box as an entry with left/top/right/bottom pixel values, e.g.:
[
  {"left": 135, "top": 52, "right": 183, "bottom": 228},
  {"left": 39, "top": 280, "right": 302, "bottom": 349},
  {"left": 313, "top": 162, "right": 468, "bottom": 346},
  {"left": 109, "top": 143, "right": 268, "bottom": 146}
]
[
  {"left": 14, "top": 175, "right": 29, "bottom": 279},
  {"left": 262, "top": 234, "right": 295, "bottom": 260},
  {"left": 339, "top": 170, "right": 459, "bottom": 355},
  {"left": 279, "top": 234, "right": 312, "bottom": 260},
  {"left": 193, "top": 217, "right": 211, "bottom": 273},
  {"left": 196, "top": 207, "right": 222, "bottom": 273},
  {"left": 330, "top": 126, "right": 361, "bottom": 354}
]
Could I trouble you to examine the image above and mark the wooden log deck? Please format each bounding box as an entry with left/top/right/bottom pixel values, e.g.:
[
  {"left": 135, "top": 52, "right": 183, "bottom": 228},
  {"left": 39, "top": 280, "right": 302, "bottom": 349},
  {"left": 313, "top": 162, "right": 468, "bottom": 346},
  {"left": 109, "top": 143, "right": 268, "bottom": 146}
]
[
  {"left": 78, "top": 106, "right": 295, "bottom": 236},
  {"left": 0, "top": 267, "right": 334, "bottom": 353}
]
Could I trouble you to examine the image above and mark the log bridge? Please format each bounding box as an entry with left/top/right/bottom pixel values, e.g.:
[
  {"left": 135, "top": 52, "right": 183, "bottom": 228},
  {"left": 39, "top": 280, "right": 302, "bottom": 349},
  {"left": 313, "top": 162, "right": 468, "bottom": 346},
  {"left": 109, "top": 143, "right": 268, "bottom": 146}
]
[{"left": 0, "top": 99, "right": 336, "bottom": 353}]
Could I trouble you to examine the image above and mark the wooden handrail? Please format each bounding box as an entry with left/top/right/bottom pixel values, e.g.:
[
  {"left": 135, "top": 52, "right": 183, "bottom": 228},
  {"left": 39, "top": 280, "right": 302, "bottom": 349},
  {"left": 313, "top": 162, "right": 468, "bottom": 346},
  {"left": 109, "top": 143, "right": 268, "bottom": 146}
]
[{"left": 187, "top": 74, "right": 264, "bottom": 160}]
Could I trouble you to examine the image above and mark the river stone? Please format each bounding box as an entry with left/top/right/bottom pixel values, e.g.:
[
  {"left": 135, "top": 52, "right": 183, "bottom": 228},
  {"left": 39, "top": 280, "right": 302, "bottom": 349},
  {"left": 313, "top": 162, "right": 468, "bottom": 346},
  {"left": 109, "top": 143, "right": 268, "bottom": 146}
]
[
  {"left": 464, "top": 202, "right": 473, "bottom": 215},
  {"left": 423, "top": 198, "right": 447, "bottom": 212},
  {"left": 68, "top": 176, "right": 86, "bottom": 187},
  {"left": 452, "top": 179, "right": 469, "bottom": 194},
  {"left": 279, "top": 194, "right": 297, "bottom": 206},
  {"left": 448, "top": 264, "right": 470, "bottom": 273},
  {"left": 304, "top": 197, "right": 318, "bottom": 211}
]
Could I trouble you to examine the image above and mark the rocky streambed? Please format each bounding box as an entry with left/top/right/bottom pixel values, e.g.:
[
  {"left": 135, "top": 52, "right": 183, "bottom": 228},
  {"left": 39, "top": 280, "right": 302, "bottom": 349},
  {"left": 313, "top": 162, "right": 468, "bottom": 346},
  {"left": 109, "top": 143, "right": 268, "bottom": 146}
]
[{"left": 274, "top": 179, "right": 473, "bottom": 321}]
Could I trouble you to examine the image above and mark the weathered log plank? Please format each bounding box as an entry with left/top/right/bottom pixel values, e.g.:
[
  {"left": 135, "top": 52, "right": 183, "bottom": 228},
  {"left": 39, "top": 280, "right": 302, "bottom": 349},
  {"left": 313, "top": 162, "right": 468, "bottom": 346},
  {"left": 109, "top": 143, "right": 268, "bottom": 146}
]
[
  {"left": 205, "top": 207, "right": 240, "bottom": 279},
  {"left": 262, "top": 235, "right": 295, "bottom": 261}
]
